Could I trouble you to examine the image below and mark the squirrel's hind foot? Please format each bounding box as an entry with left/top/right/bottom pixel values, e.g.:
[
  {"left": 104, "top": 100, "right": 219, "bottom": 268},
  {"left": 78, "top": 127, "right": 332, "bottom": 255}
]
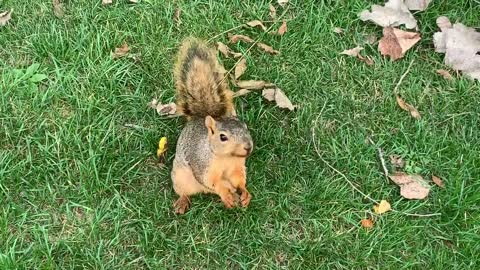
[{"left": 173, "top": 196, "right": 191, "bottom": 214}]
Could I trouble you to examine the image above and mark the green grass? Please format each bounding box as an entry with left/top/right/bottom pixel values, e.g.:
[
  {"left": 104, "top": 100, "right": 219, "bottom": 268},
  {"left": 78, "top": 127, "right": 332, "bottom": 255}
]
[{"left": 1, "top": 0, "right": 479, "bottom": 269}]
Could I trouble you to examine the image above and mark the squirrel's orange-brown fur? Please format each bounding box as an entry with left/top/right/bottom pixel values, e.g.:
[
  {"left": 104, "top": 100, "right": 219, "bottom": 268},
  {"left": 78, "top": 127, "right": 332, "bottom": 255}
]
[{"left": 173, "top": 38, "right": 235, "bottom": 119}]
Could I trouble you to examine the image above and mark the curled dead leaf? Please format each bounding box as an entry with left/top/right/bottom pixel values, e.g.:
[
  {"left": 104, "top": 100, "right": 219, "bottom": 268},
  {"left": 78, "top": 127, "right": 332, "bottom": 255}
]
[
  {"left": 361, "top": 218, "right": 374, "bottom": 228},
  {"left": 379, "top": 27, "right": 421, "bottom": 61},
  {"left": 432, "top": 175, "right": 445, "bottom": 188},
  {"left": 262, "top": 88, "right": 295, "bottom": 111},
  {"left": 233, "top": 89, "right": 252, "bottom": 98},
  {"left": 0, "top": 9, "right": 13, "bottom": 26},
  {"left": 229, "top": 34, "right": 254, "bottom": 44},
  {"left": 277, "top": 0, "right": 289, "bottom": 7},
  {"left": 436, "top": 69, "right": 453, "bottom": 80},
  {"left": 341, "top": 46, "right": 364, "bottom": 57},
  {"left": 363, "top": 33, "right": 378, "bottom": 45},
  {"left": 404, "top": 0, "right": 432, "bottom": 11},
  {"left": 359, "top": 0, "right": 417, "bottom": 29},
  {"left": 257, "top": 42, "right": 280, "bottom": 55},
  {"left": 389, "top": 172, "right": 430, "bottom": 199},
  {"left": 234, "top": 58, "right": 247, "bottom": 80},
  {"left": 148, "top": 99, "right": 177, "bottom": 116},
  {"left": 247, "top": 20, "right": 266, "bottom": 31},
  {"left": 102, "top": 0, "right": 112, "bottom": 5},
  {"left": 373, "top": 200, "right": 391, "bottom": 214},
  {"left": 112, "top": 43, "right": 130, "bottom": 59},
  {"left": 333, "top": 27, "right": 344, "bottom": 34},
  {"left": 396, "top": 95, "right": 421, "bottom": 119},
  {"left": 275, "top": 21, "right": 288, "bottom": 36},
  {"left": 236, "top": 80, "right": 272, "bottom": 90},
  {"left": 269, "top": 4, "right": 277, "bottom": 19},
  {"left": 389, "top": 154, "right": 405, "bottom": 169}
]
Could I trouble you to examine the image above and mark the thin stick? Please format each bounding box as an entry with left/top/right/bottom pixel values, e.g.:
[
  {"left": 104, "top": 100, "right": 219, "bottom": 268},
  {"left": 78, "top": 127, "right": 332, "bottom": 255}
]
[
  {"left": 207, "top": 25, "right": 245, "bottom": 43},
  {"left": 367, "top": 137, "right": 389, "bottom": 182},
  {"left": 393, "top": 59, "right": 414, "bottom": 94},
  {"left": 312, "top": 109, "right": 441, "bottom": 217}
]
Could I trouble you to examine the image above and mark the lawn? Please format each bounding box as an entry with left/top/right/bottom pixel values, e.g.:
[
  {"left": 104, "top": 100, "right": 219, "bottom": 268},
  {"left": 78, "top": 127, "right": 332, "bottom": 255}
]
[{"left": 1, "top": 0, "right": 479, "bottom": 269}]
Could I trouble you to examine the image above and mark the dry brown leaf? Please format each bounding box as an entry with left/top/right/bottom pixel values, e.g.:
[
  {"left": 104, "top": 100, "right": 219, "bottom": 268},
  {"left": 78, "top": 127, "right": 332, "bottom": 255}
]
[
  {"left": 53, "top": 0, "right": 64, "bottom": 18},
  {"left": 111, "top": 43, "right": 130, "bottom": 59},
  {"left": 148, "top": 99, "right": 177, "bottom": 116},
  {"left": 102, "top": 0, "right": 112, "bottom": 5},
  {"left": 396, "top": 95, "right": 421, "bottom": 119},
  {"left": 389, "top": 172, "right": 430, "bottom": 199},
  {"left": 173, "top": 8, "right": 181, "bottom": 26},
  {"left": 257, "top": 42, "right": 280, "bottom": 55},
  {"left": 432, "top": 175, "right": 445, "bottom": 188},
  {"left": 404, "top": 0, "right": 432, "bottom": 11},
  {"left": 278, "top": 0, "right": 289, "bottom": 7},
  {"left": 247, "top": 20, "right": 266, "bottom": 31},
  {"left": 436, "top": 69, "right": 453, "bottom": 80},
  {"left": 233, "top": 89, "right": 251, "bottom": 98},
  {"left": 433, "top": 16, "right": 480, "bottom": 80},
  {"left": 333, "top": 27, "right": 344, "bottom": 34},
  {"left": 361, "top": 219, "right": 374, "bottom": 228},
  {"left": 0, "top": 9, "right": 13, "bottom": 26},
  {"left": 235, "top": 58, "right": 247, "bottom": 80},
  {"left": 363, "top": 33, "right": 378, "bottom": 44},
  {"left": 359, "top": 0, "right": 417, "bottom": 29},
  {"left": 341, "top": 46, "right": 364, "bottom": 57},
  {"left": 373, "top": 200, "right": 391, "bottom": 214},
  {"left": 229, "top": 34, "right": 254, "bottom": 44},
  {"left": 262, "top": 88, "right": 295, "bottom": 111},
  {"left": 379, "top": 27, "right": 421, "bottom": 60},
  {"left": 276, "top": 21, "right": 288, "bottom": 36},
  {"left": 236, "top": 80, "right": 270, "bottom": 90},
  {"left": 269, "top": 4, "right": 277, "bottom": 19},
  {"left": 389, "top": 154, "right": 405, "bottom": 169},
  {"left": 216, "top": 42, "right": 242, "bottom": 59}
]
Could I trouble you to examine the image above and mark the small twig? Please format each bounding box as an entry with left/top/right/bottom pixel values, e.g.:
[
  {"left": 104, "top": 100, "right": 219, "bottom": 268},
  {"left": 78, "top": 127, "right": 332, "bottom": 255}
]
[
  {"left": 124, "top": 123, "right": 149, "bottom": 130},
  {"left": 393, "top": 59, "right": 414, "bottom": 95},
  {"left": 312, "top": 109, "right": 441, "bottom": 217},
  {"left": 207, "top": 25, "right": 245, "bottom": 43},
  {"left": 367, "top": 136, "right": 389, "bottom": 182}
]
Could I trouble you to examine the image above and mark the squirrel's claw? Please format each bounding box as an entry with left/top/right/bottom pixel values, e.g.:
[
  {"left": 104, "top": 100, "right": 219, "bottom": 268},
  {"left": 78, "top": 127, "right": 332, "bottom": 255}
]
[
  {"left": 174, "top": 196, "right": 191, "bottom": 214},
  {"left": 239, "top": 189, "right": 252, "bottom": 207}
]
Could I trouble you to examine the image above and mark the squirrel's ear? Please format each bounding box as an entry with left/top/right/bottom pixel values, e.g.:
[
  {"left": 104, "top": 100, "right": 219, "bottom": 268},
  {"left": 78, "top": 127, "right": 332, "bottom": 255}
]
[{"left": 205, "top": 116, "right": 216, "bottom": 135}]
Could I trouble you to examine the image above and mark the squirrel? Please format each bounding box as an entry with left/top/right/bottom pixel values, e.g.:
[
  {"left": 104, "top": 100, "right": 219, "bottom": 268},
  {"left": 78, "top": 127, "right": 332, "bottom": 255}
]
[{"left": 171, "top": 38, "right": 254, "bottom": 214}]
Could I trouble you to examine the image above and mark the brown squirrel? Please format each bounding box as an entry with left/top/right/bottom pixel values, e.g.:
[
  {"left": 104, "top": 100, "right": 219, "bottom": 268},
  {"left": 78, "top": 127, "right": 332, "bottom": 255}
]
[{"left": 171, "top": 38, "right": 254, "bottom": 214}]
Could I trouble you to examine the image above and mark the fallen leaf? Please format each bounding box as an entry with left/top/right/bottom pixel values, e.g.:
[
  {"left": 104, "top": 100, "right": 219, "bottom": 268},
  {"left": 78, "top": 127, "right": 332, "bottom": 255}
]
[
  {"left": 102, "top": 0, "right": 112, "bottom": 5},
  {"left": 216, "top": 42, "right": 242, "bottom": 58},
  {"left": 234, "top": 58, "right": 247, "bottom": 80},
  {"left": 269, "top": 4, "right": 276, "bottom": 19},
  {"left": 233, "top": 89, "right": 251, "bottom": 97},
  {"left": 52, "top": 0, "right": 64, "bottom": 18},
  {"left": 404, "top": 0, "right": 432, "bottom": 11},
  {"left": 341, "top": 46, "right": 364, "bottom": 57},
  {"left": 340, "top": 46, "right": 373, "bottom": 65},
  {"left": 257, "top": 42, "right": 280, "bottom": 55},
  {"left": 389, "top": 154, "right": 405, "bottom": 169},
  {"left": 361, "top": 218, "right": 374, "bottom": 228},
  {"left": 262, "top": 88, "right": 295, "bottom": 111},
  {"left": 432, "top": 175, "right": 445, "bottom": 188},
  {"left": 276, "top": 21, "right": 288, "bottom": 36},
  {"left": 236, "top": 80, "right": 271, "bottom": 90},
  {"left": 148, "top": 99, "right": 177, "bottom": 116},
  {"left": 157, "top": 137, "right": 168, "bottom": 158},
  {"left": 333, "top": 27, "right": 343, "bottom": 34},
  {"left": 247, "top": 20, "right": 266, "bottom": 31},
  {"left": 378, "top": 27, "right": 421, "bottom": 60},
  {"left": 111, "top": 43, "right": 130, "bottom": 59},
  {"left": 359, "top": 0, "right": 417, "bottom": 29},
  {"left": 173, "top": 8, "right": 181, "bottom": 26},
  {"left": 129, "top": 0, "right": 139, "bottom": 3},
  {"left": 389, "top": 172, "right": 430, "bottom": 199},
  {"left": 433, "top": 16, "right": 480, "bottom": 80},
  {"left": 396, "top": 95, "right": 421, "bottom": 119},
  {"left": 229, "top": 34, "right": 254, "bottom": 44},
  {"left": 436, "top": 69, "right": 453, "bottom": 80},
  {"left": 373, "top": 200, "right": 391, "bottom": 214},
  {"left": 277, "top": 0, "right": 289, "bottom": 7},
  {"left": 0, "top": 9, "right": 13, "bottom": 26}
]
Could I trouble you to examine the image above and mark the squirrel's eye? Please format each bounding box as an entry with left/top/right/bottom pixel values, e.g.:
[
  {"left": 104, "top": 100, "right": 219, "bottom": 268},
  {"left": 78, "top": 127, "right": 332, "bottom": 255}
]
[{"left": 220, "top": 134, "right": 228, "bottom": 142}]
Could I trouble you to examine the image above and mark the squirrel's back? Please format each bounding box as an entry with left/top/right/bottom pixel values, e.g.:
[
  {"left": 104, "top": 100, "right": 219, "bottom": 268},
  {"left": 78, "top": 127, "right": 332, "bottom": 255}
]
[{"left": 174, "top": 38, "right": 234, "bottom": 119}]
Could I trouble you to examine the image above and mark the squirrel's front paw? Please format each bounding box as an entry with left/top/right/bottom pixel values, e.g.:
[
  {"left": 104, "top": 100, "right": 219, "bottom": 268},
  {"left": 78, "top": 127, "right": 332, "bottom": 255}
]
[
  {"left": 220, "top": 192, "right": 235, "bottom": 209},
  {"left": 239, "top": 189, "right": 252, "bottom": 207}
]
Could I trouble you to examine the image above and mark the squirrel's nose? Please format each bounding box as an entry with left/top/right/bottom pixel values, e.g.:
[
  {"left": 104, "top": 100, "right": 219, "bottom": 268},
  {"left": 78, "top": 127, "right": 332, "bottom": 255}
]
[{"left": 244, "top": 145, "right": 252, "bottom": 154}]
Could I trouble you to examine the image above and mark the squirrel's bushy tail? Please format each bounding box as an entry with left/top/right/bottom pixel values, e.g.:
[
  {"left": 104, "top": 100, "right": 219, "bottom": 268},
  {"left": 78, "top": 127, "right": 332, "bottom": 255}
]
[{"left": 174, "top": 38, "right": 234, "bottom": 119}]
